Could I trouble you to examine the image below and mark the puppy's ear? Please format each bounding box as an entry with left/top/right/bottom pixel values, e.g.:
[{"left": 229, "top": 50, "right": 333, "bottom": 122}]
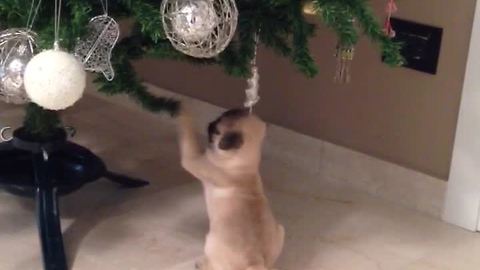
[{"left": 219, "top": 131, "right": 244, "bottom": 150}]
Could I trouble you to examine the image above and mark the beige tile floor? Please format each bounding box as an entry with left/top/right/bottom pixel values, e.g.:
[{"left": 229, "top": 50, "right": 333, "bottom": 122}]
[{"left": 1, "top": 95, "right": 480, "bottom": 270}]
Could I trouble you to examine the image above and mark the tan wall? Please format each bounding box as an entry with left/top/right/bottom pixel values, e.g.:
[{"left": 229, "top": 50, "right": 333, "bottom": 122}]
[{"left": 135, "top": 0, "right": 476, "bottom": 180}]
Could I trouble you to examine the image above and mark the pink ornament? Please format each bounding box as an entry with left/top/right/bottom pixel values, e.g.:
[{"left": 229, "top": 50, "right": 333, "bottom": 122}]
[{"left": 384, "top": 0, "right": 398, "bottom": 38}]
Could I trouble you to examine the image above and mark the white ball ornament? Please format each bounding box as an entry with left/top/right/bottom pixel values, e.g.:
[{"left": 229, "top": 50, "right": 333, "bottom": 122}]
[{"left": 24, "top": 49, "right": 86, "bottom": 110}]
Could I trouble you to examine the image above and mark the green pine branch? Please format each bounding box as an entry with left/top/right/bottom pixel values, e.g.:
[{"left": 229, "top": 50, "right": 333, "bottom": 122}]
[
  {"left": 290, "top": 1, "right": 318, "bottom": 78},
  {"left": 0, "top": 0, "right": 403, "bottom": 139},
  {"left": 345, "top": 0, "right": 404, "bottom": 66},
  {"left": 313, "top": 0, "right": 404, "bottom": 66}
]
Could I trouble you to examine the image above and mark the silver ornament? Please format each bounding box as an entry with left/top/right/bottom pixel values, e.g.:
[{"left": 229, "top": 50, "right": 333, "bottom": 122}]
[
  {"left": 0, "top": 28, "right": 37, "bottom": 104},
  {"left": 334, "top": 44, "right": 355, "bottom": 84},
  {"left": 74, "top": 14, "right": 120, "bottom": 81},
  {"left": 161, "top": 0, "right": 238, "bottom": 58},
  {"left": 172, "top": 0, "right": 218, "bottom": 42}
]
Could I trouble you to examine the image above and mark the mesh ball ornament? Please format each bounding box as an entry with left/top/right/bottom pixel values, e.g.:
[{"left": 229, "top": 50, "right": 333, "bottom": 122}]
[
  {"left": 0, "top": 29, "right": 37, "bottom": 104},
  {"left": 161, "top": 0, "right": 238, "bottom": 58},
  {"left": 24, "top": 49, "right": 86, "bottom": 111}
]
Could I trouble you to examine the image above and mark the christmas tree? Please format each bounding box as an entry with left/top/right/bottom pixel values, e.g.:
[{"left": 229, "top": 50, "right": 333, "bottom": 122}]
[{"left": 0, "top": 0, "right": 402, "bottom": 140}]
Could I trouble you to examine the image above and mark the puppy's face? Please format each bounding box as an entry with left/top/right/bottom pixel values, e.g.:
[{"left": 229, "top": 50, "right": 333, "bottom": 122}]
[{"left": 208, "top": 109, "right": 266, "bottom": 157}]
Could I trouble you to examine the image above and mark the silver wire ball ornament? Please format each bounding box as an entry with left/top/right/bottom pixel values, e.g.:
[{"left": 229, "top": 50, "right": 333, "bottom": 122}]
[
  {"left": 0, "top": 29, "right": 37, "bottom": 104},
  {"left": 161, "top": 0, "right": 238, "bottom": 58}
]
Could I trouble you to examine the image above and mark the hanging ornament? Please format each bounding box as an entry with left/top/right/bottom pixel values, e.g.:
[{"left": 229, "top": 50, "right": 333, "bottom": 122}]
[
  {"left": 161, "top": 0, "right": 238, "bottom": 58},
  {"left": 24, "top": 50, "right": 86, "bottom": 111},
  {"left": 302, "top": 0, "right": 317, "bottom": 16},
  {"left": 244, "top": 32, "right": 260, "bottom": 112},
  {"left": 334, "top": 43, "right": 355, "bottom": 84},
  {"left": 383, "top": 0, "right": 398, "bottom": 38},
  {"left": 0, "top": 0, "right": 42, "bottom": 104},
  {"left": 24, "top": 0, "right": 86, "bottom": 111},
  {"left": 172, "top": 0, "right": 217, "bottom": 42},
  {"left": 0, "top": 29, "right": 37, "bottom": 104},
  {"left": 75, "top": 0, "right": 119, "bottom": 81}
]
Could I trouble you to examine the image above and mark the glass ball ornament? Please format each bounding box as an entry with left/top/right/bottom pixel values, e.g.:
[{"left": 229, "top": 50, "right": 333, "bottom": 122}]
[
  {"left": 24, "top": 49, "right": 86, "bottom": 111},
  {"left": 172, "top": 0, "right": 218, "bottom": 42},
  {"left": 161, "top": 0, "right": 238, "bottom": 58},
  {"left": 0, "top": 29, "right": 37, "bottom": 104}
]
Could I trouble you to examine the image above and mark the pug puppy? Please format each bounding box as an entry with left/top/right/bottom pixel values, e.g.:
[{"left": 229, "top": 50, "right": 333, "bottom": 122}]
[{"left": 177, "top": 106, "right": 284, "bottom": 270}]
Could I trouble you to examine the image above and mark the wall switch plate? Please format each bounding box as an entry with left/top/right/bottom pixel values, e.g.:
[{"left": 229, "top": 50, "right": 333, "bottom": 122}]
[{"left": 388, "top": 18, "right": 443, "bottom": 74}]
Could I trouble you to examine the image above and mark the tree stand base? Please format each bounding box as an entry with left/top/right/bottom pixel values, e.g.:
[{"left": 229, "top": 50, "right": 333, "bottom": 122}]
[{"left": 0, "top": 128, "right": 149, "bottom": 270}]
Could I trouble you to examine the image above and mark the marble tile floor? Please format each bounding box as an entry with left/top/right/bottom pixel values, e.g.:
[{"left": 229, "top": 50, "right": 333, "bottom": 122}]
[{"left": 0, "top": 95, "right": 480, "bottom": 270}]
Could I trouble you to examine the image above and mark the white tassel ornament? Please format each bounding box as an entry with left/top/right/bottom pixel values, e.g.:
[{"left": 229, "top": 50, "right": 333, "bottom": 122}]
[
  {"left": 244, "top": 32, "right": 261, "bottom": 112},
  {"left": 244, "top": 66, "right": 260, "bottom": 109}
]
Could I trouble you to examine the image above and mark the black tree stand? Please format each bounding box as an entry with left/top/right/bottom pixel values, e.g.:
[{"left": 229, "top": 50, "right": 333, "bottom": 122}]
[{"left": 0, "top": 128, "right": 149, "bottom": 270}]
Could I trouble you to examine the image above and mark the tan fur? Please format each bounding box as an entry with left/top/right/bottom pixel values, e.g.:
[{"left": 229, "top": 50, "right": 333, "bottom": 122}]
[{"left": 177, "top": 106, "right": 284, "bottom": 270}]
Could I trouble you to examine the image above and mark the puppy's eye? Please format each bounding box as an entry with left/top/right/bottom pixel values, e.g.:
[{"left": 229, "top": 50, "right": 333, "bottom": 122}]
[
  {"left": 208, "top": 120, "right": 221, "bottom": 143},
  {"left": 219, "top": 132, "right": 244, "bottom": 150}
]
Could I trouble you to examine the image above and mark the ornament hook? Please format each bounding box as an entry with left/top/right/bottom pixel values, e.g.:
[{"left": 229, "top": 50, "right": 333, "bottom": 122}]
[{"left": 0, "top": 127, "right": 13, "bottom": 142}]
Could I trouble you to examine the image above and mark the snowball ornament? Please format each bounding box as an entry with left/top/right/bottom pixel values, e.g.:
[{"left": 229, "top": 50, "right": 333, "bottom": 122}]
[{"left": 24, "top": 49, "right": 86, "bottom": 110}]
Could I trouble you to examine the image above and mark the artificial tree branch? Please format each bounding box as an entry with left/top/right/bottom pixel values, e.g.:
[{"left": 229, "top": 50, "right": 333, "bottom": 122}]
[{"left": 0, "top": 0, "right": 403, "bottom": 139}]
